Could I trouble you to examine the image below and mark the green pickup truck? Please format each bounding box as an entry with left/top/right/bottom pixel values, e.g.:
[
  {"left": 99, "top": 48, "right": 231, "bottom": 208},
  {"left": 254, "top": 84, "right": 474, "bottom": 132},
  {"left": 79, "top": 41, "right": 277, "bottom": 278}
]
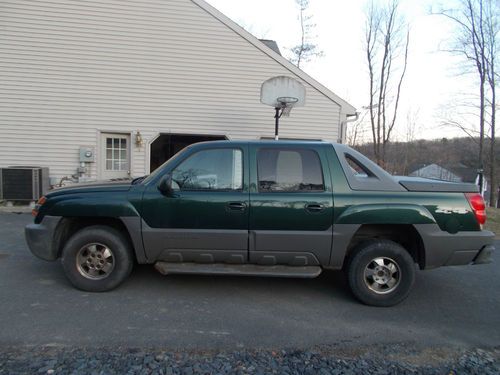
[{"left": 26, "top": 140, "right": 494, "bottom": 306}]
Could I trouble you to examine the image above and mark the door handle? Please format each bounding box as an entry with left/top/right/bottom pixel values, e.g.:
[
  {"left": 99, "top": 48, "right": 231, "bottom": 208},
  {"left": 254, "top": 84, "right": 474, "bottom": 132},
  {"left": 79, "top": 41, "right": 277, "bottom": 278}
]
[
  {"left": 227, "top": 202, "right": 247, "bottom": 211},
  {"left": 305, "top": 203, "right": 324, "bottom": 213}
]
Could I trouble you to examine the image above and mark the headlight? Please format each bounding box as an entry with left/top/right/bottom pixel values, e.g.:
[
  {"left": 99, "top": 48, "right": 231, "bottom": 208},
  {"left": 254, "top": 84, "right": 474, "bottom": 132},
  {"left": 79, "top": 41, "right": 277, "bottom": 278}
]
[{"left": 32, "top": 196, "right": 47, "bottom": 216}]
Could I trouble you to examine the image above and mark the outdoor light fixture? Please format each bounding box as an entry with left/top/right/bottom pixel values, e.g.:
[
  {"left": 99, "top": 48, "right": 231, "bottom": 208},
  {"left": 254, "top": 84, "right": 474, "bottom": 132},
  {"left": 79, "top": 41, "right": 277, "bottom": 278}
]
[{"left": 135, "top": 131, "right": 144, "bottom": 147}]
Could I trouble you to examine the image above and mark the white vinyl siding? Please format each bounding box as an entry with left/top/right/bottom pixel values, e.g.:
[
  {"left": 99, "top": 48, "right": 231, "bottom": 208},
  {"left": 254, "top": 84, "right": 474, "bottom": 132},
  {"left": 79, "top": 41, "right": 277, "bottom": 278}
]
[{"left": 0, "top": 0, "right": 345, "bottom": 182}]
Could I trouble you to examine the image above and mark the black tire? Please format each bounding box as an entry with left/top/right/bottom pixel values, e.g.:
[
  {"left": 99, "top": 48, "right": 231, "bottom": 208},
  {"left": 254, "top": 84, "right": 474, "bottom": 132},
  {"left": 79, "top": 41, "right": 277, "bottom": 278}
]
[
  {"left": 61, "top": 225, "right": 133, "bottom": 292},
  {"left": 347, "top": 239, "right": 415, "bottom": 307}
]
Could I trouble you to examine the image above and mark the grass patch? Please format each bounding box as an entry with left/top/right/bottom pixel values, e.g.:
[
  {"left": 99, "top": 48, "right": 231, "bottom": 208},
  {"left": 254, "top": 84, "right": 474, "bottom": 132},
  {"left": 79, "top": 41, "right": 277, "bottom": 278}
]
[{"left": 485, "top": 207, "right": 500, "bottom": 236}]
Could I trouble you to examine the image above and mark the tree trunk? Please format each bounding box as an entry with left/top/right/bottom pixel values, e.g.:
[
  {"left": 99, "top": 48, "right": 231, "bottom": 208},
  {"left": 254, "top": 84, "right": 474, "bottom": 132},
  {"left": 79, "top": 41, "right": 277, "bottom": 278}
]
[
  {"left": 489, "top": 88, "right": 496, "bottom": 206},
  {"left": 478, "top": 74, "right": 485, "bottom": 193}
]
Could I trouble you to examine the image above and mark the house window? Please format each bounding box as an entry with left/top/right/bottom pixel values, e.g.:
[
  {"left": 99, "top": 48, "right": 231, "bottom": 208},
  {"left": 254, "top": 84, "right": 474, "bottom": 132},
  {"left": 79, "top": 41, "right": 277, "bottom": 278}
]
[{"left": 105, "top": 137, "right": 128, "bottom": 171}]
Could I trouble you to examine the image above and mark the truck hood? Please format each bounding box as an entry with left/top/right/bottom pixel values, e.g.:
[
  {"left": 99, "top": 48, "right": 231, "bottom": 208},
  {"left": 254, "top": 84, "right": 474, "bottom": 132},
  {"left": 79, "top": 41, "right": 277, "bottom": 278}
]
[
  {"left": 47, "top": 180, "right": 132, "bottom": 197},
  {"left": 395, "top": 176, "right": 479, "bottom": 193}
]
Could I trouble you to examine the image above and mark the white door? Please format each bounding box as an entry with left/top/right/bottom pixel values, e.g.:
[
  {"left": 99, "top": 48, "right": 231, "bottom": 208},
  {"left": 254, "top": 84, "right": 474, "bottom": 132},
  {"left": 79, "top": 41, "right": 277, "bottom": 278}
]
[{"left": 101, "top": 133, "right": 130, "bottom": 180}]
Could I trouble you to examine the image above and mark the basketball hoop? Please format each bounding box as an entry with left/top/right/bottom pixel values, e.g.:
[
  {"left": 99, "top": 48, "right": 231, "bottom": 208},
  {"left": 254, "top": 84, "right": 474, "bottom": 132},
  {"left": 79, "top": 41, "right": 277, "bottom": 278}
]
[
  {"left": 277, "top": 97, "right": 299, "bottom": 117},
  {"left": 277, "top": 96, "right": 299, "bottom": 106},
  {"left": 260, "top": 77, "right": 306, "bottom": 140}
]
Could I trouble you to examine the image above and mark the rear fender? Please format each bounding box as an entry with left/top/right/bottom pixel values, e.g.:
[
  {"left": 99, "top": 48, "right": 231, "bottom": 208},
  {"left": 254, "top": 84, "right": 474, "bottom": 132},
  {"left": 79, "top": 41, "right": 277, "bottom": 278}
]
[
  {"left": 329, "top": 204, "right": 435, "bottom": 269},
  {"left": 336, "top": 204, "right": 436, "bottom": 225}
]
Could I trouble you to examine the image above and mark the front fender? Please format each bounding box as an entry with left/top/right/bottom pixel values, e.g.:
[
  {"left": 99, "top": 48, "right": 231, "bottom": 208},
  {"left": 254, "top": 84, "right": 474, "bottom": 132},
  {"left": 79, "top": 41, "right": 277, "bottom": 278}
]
[
  {"left": 336, "top": 204, "right": 436, "bottom": 225},
  {"left": 34, "top": 194, "right": 148, "bottom": 263},
  {"left": 39, "top": 195, "right": 140, "bottom": 220}
]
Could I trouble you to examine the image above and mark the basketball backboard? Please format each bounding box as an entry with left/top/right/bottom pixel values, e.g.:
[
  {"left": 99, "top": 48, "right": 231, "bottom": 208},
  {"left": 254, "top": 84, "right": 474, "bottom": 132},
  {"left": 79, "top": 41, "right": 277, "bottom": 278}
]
[{"left": 260, "top": 76, "right": 306, "bottom": 109}]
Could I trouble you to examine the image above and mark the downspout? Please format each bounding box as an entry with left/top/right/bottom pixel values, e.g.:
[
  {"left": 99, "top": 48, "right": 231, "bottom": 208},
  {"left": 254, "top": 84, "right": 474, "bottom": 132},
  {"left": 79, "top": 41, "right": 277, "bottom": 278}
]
[{"left": 338, "top": 112, "right": 360, "bottom": 144}]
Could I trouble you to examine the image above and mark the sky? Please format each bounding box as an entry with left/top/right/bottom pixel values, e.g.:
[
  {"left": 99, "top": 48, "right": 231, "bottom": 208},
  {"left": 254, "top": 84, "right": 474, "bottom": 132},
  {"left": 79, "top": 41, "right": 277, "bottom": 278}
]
[{"left": 206, "top": 0, "right": 478, "bottom": 142}]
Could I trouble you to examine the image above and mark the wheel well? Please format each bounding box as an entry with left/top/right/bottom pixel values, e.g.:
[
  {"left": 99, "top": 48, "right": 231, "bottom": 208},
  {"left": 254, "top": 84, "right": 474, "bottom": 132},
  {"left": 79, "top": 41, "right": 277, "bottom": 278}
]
[
  {"left": 54, "top": 217, "right": 135, "bottom": 259},
  {"left": 346, "top": 224, "right": 426, "bottom": 269}
]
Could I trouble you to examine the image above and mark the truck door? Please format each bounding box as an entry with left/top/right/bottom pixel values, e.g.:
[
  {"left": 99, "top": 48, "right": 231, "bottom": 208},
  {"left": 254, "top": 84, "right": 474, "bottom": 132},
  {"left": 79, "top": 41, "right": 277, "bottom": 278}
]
[
  {"left": 249, "top": 144, "right": 334, "bottom": 266},
  {"left": 141, "top": 144, "right": 250, "bottom": 263}
]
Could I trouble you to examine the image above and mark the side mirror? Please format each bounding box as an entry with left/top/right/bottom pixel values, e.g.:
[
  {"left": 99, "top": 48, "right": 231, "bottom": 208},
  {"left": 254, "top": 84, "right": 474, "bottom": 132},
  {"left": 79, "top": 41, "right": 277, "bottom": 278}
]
[{"left": 158, "top": 174, "right": 174, "bottom": 196}]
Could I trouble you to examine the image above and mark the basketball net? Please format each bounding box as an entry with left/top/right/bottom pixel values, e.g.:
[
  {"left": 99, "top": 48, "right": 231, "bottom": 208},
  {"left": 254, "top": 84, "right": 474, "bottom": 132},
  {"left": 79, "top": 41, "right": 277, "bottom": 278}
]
[{"left": 281, "top": 105, "right": 293, "bottom": 117}]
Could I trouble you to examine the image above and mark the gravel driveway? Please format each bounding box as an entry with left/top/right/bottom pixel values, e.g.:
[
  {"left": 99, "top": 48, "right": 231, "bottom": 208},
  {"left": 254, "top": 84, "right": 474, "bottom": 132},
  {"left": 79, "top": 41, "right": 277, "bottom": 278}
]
[{"left": 1, "top": 212, "right": 499, "bottom": 374}]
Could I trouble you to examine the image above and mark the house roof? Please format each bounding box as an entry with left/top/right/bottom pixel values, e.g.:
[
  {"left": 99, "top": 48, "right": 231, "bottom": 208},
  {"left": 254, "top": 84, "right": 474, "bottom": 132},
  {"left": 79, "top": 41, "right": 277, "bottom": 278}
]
[
  {"left": 447, "top": 166, "right": 478, "bottom": 183},
  {"left": 191, "top": 0, "right": 356, "bottom": 115},
  {"left": 409, "top": 163, "right": 478, "bottom": 183},
  {"left": 259, "top": 39, "right": 282, "bottom": 56},
  {"left": 407, "top": 163, "right": 428, "bottom": 174}
]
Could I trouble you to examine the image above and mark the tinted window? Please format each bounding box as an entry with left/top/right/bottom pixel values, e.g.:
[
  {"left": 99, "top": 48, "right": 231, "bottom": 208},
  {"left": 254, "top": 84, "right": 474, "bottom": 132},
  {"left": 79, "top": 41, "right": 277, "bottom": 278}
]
[
  {"left": 172, "top": 149, "right": 243, "bottom": 191},
  {"left": 345, "top": 154, "right": 372, "bottom": 177},
  {"left": 257, "top": 148, "right": 324, "bottom": 192}
]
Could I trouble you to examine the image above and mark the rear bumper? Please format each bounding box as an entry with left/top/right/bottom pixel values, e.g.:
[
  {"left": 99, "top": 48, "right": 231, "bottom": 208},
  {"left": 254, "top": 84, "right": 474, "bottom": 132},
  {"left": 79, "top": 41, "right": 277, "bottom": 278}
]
[
  {"left": 414, "top": 224, "right": 495, "bottom": 268},
  {"left": 472, "top": 245, "right": 494, "bottom": 265},
  {"left": 25, "top": 216, "right": 61, "bottom": 261}
]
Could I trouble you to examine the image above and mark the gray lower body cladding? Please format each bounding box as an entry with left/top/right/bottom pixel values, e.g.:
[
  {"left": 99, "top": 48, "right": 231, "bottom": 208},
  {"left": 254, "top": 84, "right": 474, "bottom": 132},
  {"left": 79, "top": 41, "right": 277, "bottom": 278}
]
[
  {"left": 26, "top": 217, "right": 495, "bottom": 272},
  {"left": 414, "top": 224, "right": 495, "bottom": 268},
  {"left": 472, "top": 245, "right": 494, "bottom": 265},
  {"left": 25, "top": 216, "right": 61, "bottom": 261},
  {"left": 25, "top": 215, "right": 146, "bottom": 263},
  {"left": 141, "top": 219, "right": 332, "bottom": 266}
]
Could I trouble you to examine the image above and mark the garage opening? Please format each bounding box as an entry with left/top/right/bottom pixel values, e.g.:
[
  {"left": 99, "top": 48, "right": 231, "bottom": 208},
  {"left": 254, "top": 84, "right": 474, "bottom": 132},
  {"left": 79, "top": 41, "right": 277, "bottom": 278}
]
[{"left": 150, "top": 133, "right": 227, "bottom": 172}]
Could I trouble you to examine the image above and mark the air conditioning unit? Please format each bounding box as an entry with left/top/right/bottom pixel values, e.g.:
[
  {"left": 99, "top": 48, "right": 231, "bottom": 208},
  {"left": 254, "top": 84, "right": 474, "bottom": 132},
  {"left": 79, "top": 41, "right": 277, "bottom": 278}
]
[{"left": 0, "top": 167, "right": 49, "bottom": 201}]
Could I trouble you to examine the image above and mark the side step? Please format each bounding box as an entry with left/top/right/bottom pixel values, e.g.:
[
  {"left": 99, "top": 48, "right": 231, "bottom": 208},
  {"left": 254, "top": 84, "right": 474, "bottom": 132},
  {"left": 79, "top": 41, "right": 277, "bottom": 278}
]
[{"left": 154, "top": 262, "right": 322, "bottom": 278}]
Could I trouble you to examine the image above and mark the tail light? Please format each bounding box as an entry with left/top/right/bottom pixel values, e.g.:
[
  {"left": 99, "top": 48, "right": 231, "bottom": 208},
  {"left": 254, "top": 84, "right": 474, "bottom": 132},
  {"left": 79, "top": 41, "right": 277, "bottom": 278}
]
[
  {"left": 32, "top": 196, "right": 46, "bottom": 217},
  {"left": 465, "top": 193, "right": 486, "bottom": 226}
]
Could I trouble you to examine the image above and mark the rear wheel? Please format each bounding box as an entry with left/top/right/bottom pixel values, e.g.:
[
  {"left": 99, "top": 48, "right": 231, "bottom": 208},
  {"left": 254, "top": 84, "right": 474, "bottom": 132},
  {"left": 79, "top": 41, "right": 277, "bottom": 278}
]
[
  {"left": 347, "top": 240, "right": 415, "bottom": 307},
  {"left": 61, "top": 225, "right": 133, "bottom": 292}
]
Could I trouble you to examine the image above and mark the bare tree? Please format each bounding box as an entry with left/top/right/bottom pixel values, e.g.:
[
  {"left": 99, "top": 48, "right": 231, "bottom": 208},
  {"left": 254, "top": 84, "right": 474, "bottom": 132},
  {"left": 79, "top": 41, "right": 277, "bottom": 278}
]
[
  {"left": 346, "top": 110, "right": 370, "bottom": 147},
  {"left": 290, "top": 0, "right": 323, "bottom": 68},
  {"left": 485, "top": 0, "right": 498, "bottom": 205},
  {"left": 434, "top": 0, "right": 499, "bottom": 201},
  {"left": 402, "top": 108, "right": 420, "bottom": 174},
  {"left": 438, "top": 93, "right": 485, "bottom": 139},
  {"left": 365, "top": 0, "right": 410, "bottom": 166}
]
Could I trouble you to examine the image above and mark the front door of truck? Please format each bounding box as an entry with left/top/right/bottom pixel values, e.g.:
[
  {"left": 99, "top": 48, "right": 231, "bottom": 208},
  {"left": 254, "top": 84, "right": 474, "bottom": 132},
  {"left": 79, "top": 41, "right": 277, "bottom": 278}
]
[
  {"left": 249, "top": 144, "right": 334, "bottom": 266},
  {"left": 141, "top": 144, "right": 249, "bottom": 263}
]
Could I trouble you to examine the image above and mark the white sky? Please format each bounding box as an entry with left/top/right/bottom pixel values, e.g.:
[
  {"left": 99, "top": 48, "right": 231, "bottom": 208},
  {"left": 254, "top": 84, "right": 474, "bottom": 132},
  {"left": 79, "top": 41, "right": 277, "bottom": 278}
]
[{"left": 206, "top": 0, "right": 478, "bottom": 141}]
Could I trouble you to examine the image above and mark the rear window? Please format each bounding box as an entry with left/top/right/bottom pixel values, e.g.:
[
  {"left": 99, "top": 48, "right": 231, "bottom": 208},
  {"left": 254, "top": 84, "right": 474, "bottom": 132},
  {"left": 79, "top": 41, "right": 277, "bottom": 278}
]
[
  {"left": 345, "top": 154, "right": 373, "bottom": 177},
  {"left": 257, "top": 148, "right": 324, "bottom": 192}
]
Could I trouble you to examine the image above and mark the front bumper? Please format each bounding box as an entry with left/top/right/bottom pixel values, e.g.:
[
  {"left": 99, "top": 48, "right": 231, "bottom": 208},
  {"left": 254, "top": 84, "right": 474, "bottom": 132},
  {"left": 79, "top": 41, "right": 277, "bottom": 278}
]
[{"left": 25, "top": 216, "right": 61, "bottom": 261}]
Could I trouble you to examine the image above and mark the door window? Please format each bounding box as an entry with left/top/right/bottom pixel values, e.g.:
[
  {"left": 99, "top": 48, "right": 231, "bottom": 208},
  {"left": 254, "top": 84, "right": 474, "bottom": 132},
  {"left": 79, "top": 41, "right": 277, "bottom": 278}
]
[
  {"left": 172, "top": 148, "right": 243, "bottom": 191},
  {"left": 257, "top": 148, "right": 324, "bottom": 192},
  {"left": 105, "top": 137, "right": 128, "bottom": 171}
]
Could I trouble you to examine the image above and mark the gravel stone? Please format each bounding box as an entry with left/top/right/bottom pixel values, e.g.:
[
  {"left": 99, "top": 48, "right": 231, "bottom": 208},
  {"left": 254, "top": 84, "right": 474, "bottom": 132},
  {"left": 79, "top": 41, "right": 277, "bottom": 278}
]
[{"left": 0, "top": 346, "right": 499, "bottom": 375}]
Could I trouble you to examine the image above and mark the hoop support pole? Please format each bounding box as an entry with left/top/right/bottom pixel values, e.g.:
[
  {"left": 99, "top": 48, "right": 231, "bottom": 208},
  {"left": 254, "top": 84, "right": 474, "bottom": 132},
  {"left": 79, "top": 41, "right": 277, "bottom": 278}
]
[{"left": 274, "top": 107, "right": 280, "bottom": 140}]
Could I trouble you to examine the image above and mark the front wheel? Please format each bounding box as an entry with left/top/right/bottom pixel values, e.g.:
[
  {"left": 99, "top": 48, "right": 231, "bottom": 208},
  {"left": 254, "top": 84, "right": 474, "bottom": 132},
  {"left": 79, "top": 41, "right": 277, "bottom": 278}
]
[
  {"left": 61, "top": 225, "right": 133, "bottom": 292},
  {"left": 347, "top": 240, "right": 415, "bottom": 307}
]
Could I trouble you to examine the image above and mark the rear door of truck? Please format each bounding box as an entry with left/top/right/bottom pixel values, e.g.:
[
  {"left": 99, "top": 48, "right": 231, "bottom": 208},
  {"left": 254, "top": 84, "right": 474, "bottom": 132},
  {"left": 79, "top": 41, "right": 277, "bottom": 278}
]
[{"left": 248, "top": 143, "right": 334, "bottom": 266}]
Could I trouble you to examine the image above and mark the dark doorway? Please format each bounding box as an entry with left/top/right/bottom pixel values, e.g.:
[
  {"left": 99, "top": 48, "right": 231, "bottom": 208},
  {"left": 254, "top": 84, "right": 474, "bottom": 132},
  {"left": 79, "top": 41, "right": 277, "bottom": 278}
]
[{"left": 150, "top": 133, "right": 227, "bottom": 172}]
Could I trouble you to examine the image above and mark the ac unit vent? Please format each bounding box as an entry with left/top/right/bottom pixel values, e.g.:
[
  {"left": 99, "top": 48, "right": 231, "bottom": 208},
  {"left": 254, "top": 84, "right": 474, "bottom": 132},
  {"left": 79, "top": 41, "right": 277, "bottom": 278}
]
[{"left": 0, "top": 167, "right": 49, "bottom": 201}]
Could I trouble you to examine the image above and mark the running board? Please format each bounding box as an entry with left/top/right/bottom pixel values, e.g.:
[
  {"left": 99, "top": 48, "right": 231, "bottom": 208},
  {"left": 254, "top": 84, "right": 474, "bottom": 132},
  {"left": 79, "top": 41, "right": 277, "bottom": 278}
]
[{"left": 154, "top": 262, "right": 322, "bottom": 278}]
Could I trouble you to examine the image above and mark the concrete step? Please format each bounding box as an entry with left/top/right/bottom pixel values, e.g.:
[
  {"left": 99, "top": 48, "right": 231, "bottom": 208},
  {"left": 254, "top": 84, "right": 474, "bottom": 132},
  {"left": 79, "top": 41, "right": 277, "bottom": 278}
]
[{"left": 154, "top": 262, "right": 322, "bottom": 278}]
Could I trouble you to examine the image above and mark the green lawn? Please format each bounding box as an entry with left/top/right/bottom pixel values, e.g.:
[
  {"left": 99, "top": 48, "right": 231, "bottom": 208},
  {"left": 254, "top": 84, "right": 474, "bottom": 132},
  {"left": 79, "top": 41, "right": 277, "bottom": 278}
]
[{"left": 485, "top": 207, "right": 500, "bottom": 236}]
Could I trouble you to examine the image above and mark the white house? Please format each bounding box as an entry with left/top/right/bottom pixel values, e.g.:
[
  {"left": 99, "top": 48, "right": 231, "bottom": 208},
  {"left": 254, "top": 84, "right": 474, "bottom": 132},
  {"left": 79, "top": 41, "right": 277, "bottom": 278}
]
[
  {"left": 0, "top": 0, "right": 356, "bottom": 185},
  {"left": 409, "top": 163, "right": 487, "bottom": 197},
  {"left": 409, "top": 164, "right": 463, "bottom": 183}
]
